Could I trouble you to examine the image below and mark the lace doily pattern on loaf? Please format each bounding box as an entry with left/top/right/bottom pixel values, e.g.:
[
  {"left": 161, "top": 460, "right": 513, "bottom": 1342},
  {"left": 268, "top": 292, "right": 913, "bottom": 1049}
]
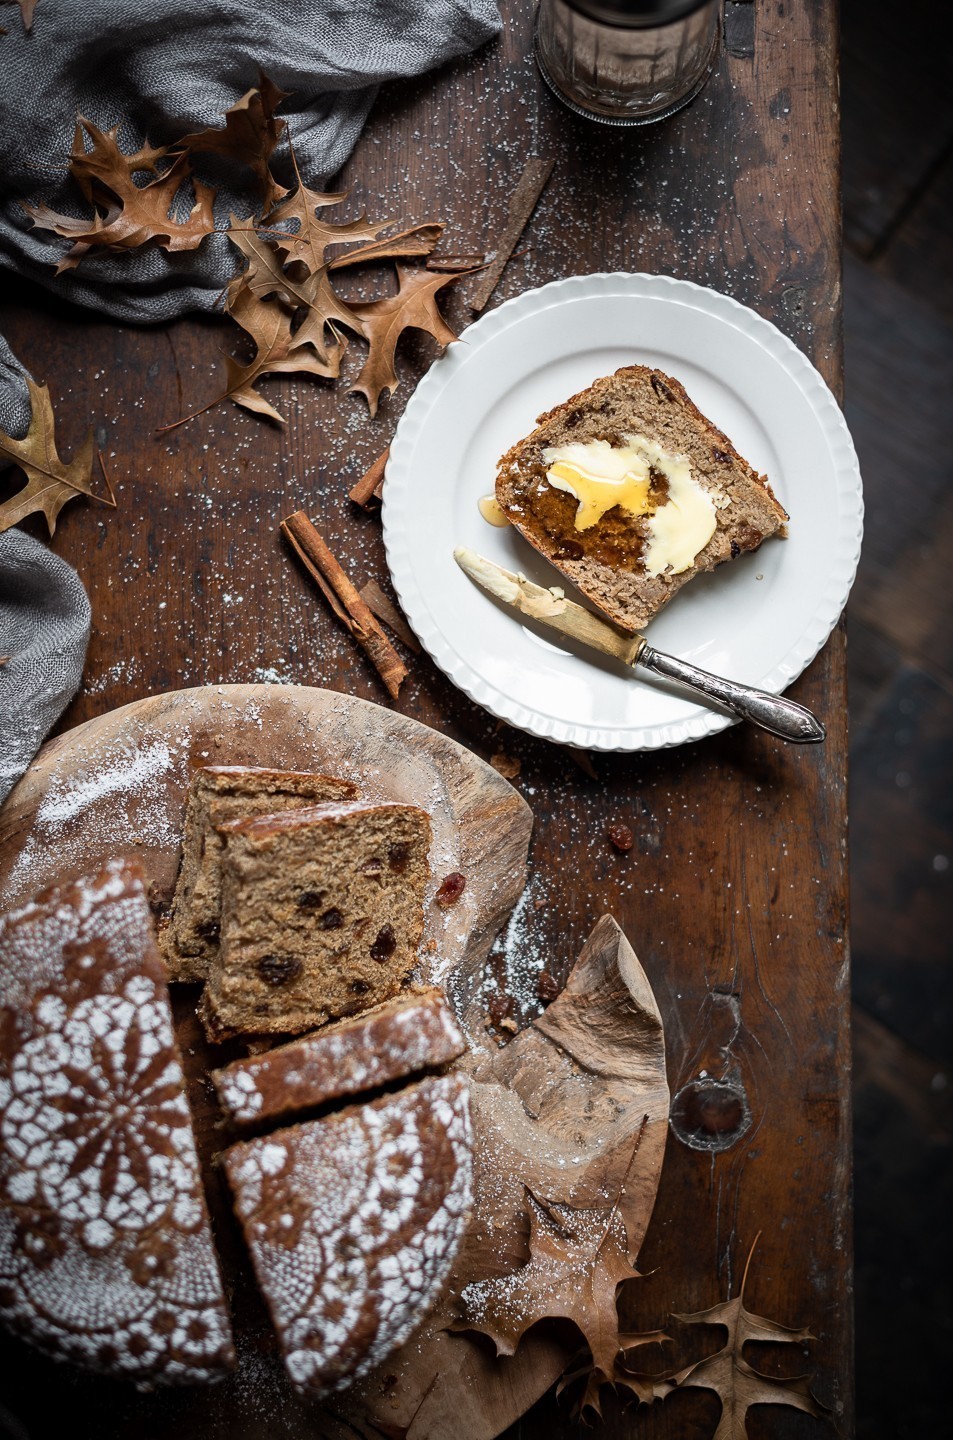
[
  {"left": 0, "top": 860, "right": 234, "bottom": 1383},
  {"left": 224, "top": 1072, "right": 472, "bottom": 1396}
]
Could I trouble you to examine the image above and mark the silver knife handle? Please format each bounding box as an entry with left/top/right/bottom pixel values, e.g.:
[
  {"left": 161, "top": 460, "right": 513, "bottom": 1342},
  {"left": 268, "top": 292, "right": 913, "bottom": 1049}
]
[{"left": 637, "top": 645, "right": 825, "bottom": 743}]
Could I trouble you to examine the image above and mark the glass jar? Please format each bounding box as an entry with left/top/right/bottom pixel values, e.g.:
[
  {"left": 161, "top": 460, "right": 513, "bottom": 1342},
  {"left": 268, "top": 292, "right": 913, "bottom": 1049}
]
[{"left": 535, "top": 0, "right": 721, "bottom": 127}]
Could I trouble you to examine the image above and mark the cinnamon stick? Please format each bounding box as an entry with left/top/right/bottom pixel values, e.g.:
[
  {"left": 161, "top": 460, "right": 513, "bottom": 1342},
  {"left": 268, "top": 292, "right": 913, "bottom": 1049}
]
[
  {"left": 348, "top": 447, "right": 389, "bottom": 508},
  {"left": 469, "top": 158, "right": 554, "bottom": 314},
  {"left": 426, "top": 252, "right": 486, "bottom": 272},
  {"left": 281, "top": 511, "right": 408, "bottom": 700},
  {"left": 359, "top": 580, "right": 421, "bottom": 653}
]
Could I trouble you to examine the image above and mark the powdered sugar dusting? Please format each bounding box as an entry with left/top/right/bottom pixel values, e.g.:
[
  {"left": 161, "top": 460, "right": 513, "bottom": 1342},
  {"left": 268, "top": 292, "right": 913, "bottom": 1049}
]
[
  {"left": 215, "top": 990, "right": 467, "bottom": 1126},
  {"left": 3, "top": 735, "right": 187, "bottom": 907},
  {"left": 36, "top": 740, "right": 172, "bottom": 826},
  {"left": 0, "top": 860, "right": 234, "bottom": 1382},
  {"left": 224, "top": 1074, "right": 472, "bottom": 1396}
]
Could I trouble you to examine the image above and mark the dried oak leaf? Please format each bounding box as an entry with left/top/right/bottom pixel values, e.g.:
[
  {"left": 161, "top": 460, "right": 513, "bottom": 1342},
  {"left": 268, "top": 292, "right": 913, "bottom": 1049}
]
[
  {"left": 177, "top": 72, "right": 290, "bottom": 213},
  {"left": 347, "top": 262, "right": 466, "bottom": 416},
  {"left": 176, "top": 282, "right": 344, "bottom": 427},
  {"left": 669, "top": 1296, "right": 826, "bottom": 1439},
  {"left": 227, "top": 221, "right": 363, "bottom": 366},
  {"left": 557, "top": 1333, "right": 673, "bottom": 1420},
  {"left": 65, "top": 120, "right": 169, "bottom": 204},
  {"left": 0, "top": 376, "right": 110, "bottom": 535},
  {"left": 463, "top": 1119, "right": 652, "bottom": 1387},
  {"left": 26, "top": 124, "right": 215, "bottom": 272},
  {"left": 267, "top": 176, "right": 385, "bottom": 280}
]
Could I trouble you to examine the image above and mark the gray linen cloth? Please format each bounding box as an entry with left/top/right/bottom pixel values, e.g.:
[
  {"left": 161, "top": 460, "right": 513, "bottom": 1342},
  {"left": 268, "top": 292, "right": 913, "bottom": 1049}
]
[
  {"left": 0, "top": 0, "right": 500, "bottom": 800},
  {"left": 0, "top": 0, "right": 501, "bottom": 322},
  {"left": 0, "top": 530, "right": 91, "bottom": 805}
]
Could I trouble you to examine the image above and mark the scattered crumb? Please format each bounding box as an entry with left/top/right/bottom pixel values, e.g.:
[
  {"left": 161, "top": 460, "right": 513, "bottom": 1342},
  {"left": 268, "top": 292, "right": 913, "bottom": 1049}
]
[{"left": 490, "top": 752, "right": 520, "bottom": 780}]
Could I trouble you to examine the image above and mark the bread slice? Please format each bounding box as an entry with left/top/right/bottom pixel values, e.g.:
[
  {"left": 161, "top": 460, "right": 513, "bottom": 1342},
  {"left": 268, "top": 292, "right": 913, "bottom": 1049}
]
[
  {"left": 495, "top": 364, "right": 788, "bottom": 633},
  {"left": 0, "top": 860, "right": 234, "bottom": 1385},
  {"left": 222, "top": 1074, "right": 472, "bottom": 1397},
  {"left": 212, "top": 986, "right": 466, "bottom": 1128},
  {"left": 164, "top": 766, "right": 358, "bottom": 983},
  {"left": 200, "top": 800, "right": 432, "bottom": 1041}
]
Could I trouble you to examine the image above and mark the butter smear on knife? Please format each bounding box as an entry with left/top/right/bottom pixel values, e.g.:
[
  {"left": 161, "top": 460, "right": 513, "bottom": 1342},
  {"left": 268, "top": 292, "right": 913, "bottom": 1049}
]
[{"left": 453, "top": 548, "right": 569, "bottom": 618}]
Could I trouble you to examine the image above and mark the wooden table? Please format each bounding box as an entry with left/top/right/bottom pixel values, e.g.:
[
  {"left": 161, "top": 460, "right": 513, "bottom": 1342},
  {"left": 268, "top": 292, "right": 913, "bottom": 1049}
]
[{"left": 0, "top": 2, "right": 849, "bottom": 1435}]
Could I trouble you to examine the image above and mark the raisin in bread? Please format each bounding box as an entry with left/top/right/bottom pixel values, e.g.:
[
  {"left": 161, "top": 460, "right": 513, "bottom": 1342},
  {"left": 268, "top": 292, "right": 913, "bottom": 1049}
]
[
  {"left": 0, "top": 861, "right": 234, "bottom": 1384},
  {"left": 495, "top": 364, "right": 788, "bottom": 633},
  {"left": 164, "top": 766, "right": 358, "bottom": 983},
  {"left": 200, "top": 800, "right": 432, "bottom": 1041},
  {"left": 222, "top": 1074, "right": 472, "bottom": 1397},
  {"left": 213, "top": 986, "right": 466, "bottom": 1128}
]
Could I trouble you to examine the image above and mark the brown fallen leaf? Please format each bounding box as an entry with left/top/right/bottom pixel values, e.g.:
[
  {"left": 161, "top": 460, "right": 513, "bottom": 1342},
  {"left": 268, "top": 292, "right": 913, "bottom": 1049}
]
[
  {"left": 26, "top": 125, "right": 216, "bottom": 272},
  {"left": 162, "top": 281, "right": 344, "bottom": 428},
  {"left": 225, "top": 223, "right": 359, "bottom": 368},
  {"left": 25, "top": 77, "right": 284, "bottom": 273},
  {"left": 177, "top": 72, "right": 290, "bottom": 213},
  {"left": 557, "top": 1333, "right": 673, "bottom": 1419},
  {"left": 266, "top": 148, "right": 384, "bottom": 279},
  {"left": 66, "top": 120, "right": 169, "bottom": 205},
  {"left": 666, "top": 1237, "right": 827, "bottom": 1440},
  {"left": 2, "top": 0, "right": 36, "bottom": 31},
  {"left": 0, "top": 376, "right": 111, "bottom": 535},
  {"left": 347, "top": 263, "right": 468, "bottom": 416},
  {"left": 461, "top": 1119, "right": 650, "bottom": 1384}
]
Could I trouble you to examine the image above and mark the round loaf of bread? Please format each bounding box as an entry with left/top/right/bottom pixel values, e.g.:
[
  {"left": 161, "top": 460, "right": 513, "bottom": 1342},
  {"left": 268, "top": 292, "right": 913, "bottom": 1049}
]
[
  {"left": 0, "top": 861, "right": 234, "bottom": 1384},
  {"left": 223, "top": 1073, "right": 473, "bottom": 1396}
]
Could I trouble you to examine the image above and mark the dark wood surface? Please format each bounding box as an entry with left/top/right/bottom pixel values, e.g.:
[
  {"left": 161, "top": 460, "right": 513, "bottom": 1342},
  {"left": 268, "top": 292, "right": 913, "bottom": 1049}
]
[{"left": 0, "top": 2, "right": 847, "bottom": 1436}]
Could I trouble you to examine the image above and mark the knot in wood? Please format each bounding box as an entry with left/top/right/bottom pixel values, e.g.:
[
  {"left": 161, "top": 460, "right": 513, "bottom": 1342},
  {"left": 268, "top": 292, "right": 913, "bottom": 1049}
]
[{"left": 669, "top": 1077, "right": 752, "bottom": 1152}]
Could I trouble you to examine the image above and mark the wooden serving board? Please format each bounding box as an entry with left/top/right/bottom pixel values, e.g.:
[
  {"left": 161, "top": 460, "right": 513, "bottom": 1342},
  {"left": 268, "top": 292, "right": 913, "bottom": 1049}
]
[
  {"left": 0, "top": 684, "right": 532, "bottom": 1011},
  {"left": 0, "top": 685, "right": 670, "bottom": 1440}
]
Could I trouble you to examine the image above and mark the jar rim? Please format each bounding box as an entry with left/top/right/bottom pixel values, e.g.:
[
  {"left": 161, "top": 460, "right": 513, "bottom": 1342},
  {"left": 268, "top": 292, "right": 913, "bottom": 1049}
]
[{"left": 559, "top": 0, "right": 715, "bottom": 29}]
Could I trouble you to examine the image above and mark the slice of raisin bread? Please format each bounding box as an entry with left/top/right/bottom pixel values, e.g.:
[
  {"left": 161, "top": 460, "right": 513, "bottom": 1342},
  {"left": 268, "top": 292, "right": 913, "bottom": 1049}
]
[
  {"left": 164, "top": 766, "right": 358, "bottom": 983},
  {"left": 495, "top": 364, "right": 788, "bottom": 633},
  {"left": 222, "top": 1074, "right": 472, "bottom": 1397},
  {"left": 213, "top": 986, "right": 466, "bottom": 1127},
  {"left": 200, "top": 800, "right": 432, "bottom": 1041},
  {"left": 0, "top": 860, "right": 234, "bottom": 1385}
]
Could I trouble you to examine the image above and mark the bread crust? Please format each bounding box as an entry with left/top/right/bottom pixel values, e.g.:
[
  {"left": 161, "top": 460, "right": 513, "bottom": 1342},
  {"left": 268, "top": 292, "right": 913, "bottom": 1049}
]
[
  {"left": 495, "top": 364, "right": 788, "bottom": 633},
  {"left": 0, "top": 860, "right": 235, "bottom": 1384},
  {"left": 222, "top": 1074, "right": 473, "bottom": 1397},
  {"left": 213, "top": 986, "right": 467, "bottom": 1128}
]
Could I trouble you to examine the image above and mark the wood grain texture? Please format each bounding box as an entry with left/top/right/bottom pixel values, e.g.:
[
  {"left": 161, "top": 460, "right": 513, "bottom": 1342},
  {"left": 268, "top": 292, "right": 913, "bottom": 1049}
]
[{"left": 0, "top": 0, "right": 849, "bottom": 1434}]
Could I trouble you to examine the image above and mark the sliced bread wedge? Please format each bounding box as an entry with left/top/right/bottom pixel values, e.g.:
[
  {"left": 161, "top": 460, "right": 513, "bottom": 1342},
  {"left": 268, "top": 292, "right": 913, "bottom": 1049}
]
[{"left": 495, "top": 364, "right": 788, "bottom": 633}]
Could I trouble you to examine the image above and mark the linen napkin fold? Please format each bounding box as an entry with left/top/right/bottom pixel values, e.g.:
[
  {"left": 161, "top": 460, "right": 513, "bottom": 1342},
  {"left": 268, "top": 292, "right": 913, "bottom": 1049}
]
[{"left": 0, "top": 529, "right": 91, "bottom": 805}]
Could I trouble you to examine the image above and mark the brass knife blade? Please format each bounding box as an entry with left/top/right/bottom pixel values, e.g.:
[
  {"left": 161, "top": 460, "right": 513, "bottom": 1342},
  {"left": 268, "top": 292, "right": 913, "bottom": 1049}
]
[{"left": 453, "top": 547, "right": 644, "bottom": 666}]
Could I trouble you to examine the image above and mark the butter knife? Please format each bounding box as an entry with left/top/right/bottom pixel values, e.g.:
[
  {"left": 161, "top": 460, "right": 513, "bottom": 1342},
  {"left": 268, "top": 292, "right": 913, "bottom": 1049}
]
[{"left": 454, "top": 547, "right": 825, "bottom": 744}]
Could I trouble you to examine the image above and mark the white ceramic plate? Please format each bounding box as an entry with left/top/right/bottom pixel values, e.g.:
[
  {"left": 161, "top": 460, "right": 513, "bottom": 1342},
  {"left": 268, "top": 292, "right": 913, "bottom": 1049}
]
[{"left": 383, "top": 272, "right": 863, "bottom": 751}]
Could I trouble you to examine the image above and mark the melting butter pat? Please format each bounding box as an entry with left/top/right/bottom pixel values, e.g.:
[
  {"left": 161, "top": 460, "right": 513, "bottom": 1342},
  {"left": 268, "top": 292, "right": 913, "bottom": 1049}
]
[{"left": 542, "top": 434, "right": 717, "bottom": 577}]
